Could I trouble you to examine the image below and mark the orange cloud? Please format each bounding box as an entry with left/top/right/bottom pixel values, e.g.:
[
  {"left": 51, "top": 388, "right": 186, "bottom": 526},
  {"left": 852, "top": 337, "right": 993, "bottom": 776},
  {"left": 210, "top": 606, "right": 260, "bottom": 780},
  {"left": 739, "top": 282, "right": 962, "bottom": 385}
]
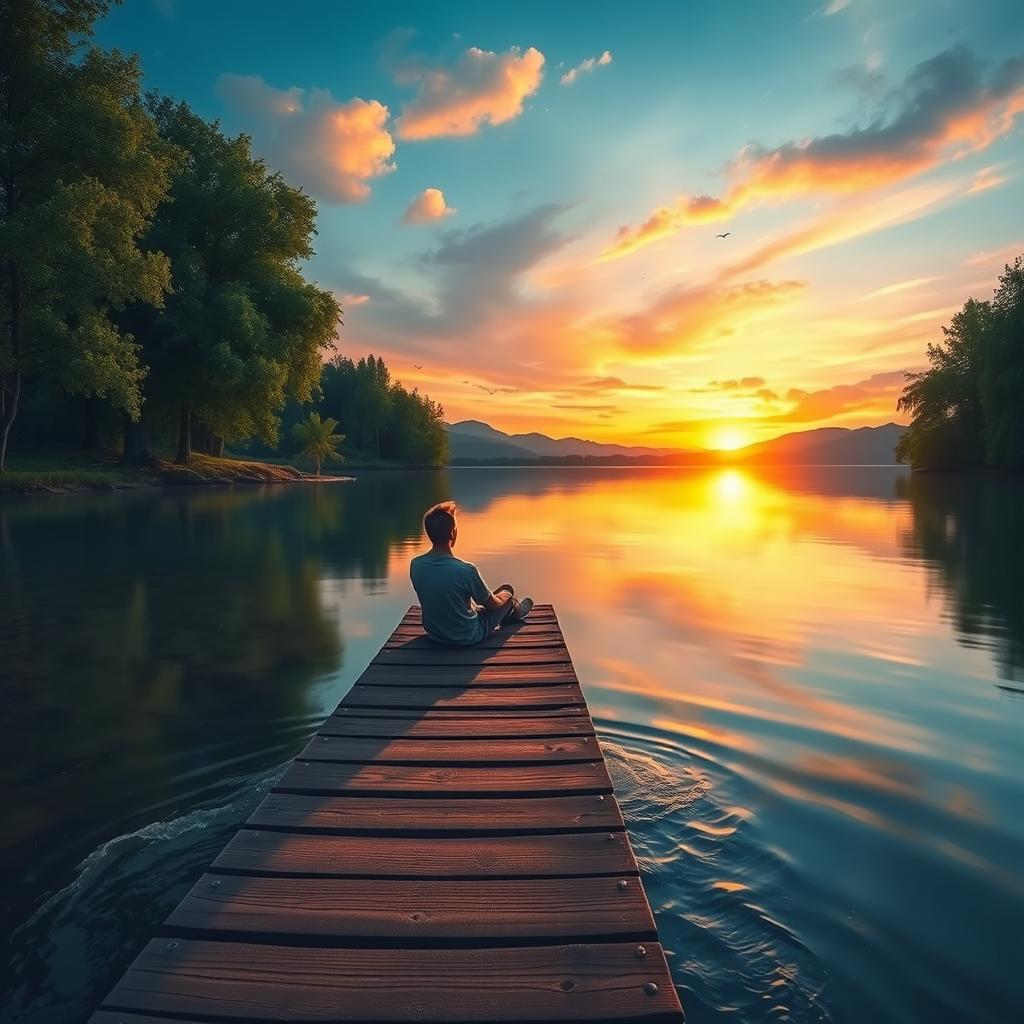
[
  {"left": 402, "top": 187, "right": 456, "bottom": 224},
  {"left": 720, "top": 179, "right": 957, "bottom": 279},
  {"left": 613, "top": 278, "right": 806, "bottom": 357},
  {"left": 391, "top": 44, "right": 545, "bottom": 140},
  {"left": 766, "top": 370, "right": 907, "bottom": 424},
  {"left": 560, "top": 50, "right": 612, "bottom": 86},
  {"left": 216, "top": 74, "right": 395, "bottom": 203},
  {"left": 601, "top": 47, "right": 1024, "bottom": 260}
]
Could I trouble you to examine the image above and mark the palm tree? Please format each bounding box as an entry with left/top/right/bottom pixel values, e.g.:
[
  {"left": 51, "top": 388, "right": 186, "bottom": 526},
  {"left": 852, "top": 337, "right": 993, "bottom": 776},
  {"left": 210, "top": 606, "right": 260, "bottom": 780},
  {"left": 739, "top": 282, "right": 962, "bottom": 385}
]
[{"left": 291, "top": 413, "right": 344, "bottom": 477}]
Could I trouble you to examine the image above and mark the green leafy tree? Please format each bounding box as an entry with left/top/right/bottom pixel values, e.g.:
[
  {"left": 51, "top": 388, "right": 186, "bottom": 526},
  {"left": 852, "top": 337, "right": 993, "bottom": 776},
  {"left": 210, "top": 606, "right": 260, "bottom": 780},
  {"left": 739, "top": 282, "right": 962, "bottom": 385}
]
[
  {"left": 979, "top": 257, "right": 1024, "bottom": 468},
  {"left": 896, "top": 298, "right": 991, "bottom": 469},
  {"left": 124, "top": 97, "right": 340, "bottom": 464},
  {"left": 0, "top": 0, "right": 176, "bottom": 471},
  {"left": 291, "top": 412, "right": 343, "bottom": 476}
]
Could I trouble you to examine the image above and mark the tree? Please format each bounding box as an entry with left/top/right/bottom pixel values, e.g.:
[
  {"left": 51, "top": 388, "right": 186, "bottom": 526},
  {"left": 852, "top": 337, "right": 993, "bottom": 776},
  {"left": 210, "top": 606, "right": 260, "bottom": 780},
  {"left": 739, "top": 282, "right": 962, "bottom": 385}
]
[
  {"left": 0, "top": 0, "right": 176, "bottom": 470},
  {"left": 896, "top": 298, "right": 991, "bottom": 469},
  {"left": 979, "top": 257, "right": 1024, "bottom": 468},
  {"left": 124, "top": 97, "right": 340, "bottom": 464},
  {"left": 291, "top": 412, "right": 343, "bottom": 477}
]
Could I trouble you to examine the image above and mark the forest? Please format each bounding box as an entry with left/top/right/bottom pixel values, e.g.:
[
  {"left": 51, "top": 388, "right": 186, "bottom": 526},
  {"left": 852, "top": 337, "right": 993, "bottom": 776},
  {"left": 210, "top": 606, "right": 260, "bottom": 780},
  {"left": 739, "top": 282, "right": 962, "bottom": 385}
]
[{"left": 1, "top": 0, "right": 447, "bottom": 476}]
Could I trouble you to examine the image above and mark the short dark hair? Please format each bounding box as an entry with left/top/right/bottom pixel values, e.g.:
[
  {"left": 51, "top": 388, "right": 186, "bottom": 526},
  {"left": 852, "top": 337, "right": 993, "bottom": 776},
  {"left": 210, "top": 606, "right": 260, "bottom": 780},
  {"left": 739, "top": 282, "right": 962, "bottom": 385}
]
[{"left": 423, "top": 500, "right": 457, "bottom": 544}]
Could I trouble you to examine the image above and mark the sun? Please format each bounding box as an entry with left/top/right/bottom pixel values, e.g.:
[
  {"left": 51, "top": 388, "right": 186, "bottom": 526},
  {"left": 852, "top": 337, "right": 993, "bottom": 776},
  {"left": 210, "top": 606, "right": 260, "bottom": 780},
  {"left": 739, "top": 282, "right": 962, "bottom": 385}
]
[{"left": 707, "top": 427, "right": 750, "bottom": 451}]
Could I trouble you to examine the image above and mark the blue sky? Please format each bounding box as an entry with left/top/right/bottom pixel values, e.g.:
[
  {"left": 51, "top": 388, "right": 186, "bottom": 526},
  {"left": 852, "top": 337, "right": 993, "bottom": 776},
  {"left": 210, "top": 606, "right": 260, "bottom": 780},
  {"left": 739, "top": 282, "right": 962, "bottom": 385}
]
[{"left": 95, "top": 0, "right": 1024, "bottom": 447}]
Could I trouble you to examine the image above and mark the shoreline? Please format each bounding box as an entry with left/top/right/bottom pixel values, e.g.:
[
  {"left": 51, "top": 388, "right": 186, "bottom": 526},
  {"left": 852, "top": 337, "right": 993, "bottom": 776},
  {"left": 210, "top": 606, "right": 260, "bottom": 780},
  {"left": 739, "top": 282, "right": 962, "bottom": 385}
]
[{"left": 0, "top": 452, "right": 355, "bottom": 498}]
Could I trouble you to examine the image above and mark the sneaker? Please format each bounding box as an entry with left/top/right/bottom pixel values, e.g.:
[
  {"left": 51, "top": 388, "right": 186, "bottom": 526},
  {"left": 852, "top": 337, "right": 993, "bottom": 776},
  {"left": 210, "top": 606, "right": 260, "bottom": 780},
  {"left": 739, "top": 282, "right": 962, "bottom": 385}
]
[{"left": 511, "top": 596, "right": 534, "bottom": 622}]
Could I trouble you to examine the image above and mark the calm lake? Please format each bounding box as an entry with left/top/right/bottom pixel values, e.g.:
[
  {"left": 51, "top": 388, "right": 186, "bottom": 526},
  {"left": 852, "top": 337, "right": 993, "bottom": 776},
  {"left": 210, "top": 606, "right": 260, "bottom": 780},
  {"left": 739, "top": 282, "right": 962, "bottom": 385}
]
[{"left": 2, "top": 466, "right": 1022, "bottom": 1023}]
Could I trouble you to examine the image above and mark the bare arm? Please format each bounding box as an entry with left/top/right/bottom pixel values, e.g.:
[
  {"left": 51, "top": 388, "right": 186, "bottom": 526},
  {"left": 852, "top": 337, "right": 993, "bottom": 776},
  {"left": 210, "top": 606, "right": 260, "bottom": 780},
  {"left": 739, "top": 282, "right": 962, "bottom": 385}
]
[{"left": 482, "top": 588, "right": 513, "bottom": 612}]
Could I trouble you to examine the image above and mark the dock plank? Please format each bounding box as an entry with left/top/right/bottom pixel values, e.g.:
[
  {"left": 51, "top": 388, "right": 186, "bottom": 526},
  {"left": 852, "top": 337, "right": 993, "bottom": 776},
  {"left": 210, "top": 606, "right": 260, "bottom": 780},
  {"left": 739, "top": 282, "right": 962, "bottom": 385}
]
[
  {"left": 213, "top": 830, "right": 640, "bottom": 878},
  {"left": 99, "top": 939, "right": 681, "bottom": 1022},
  {"left": 297, "top": 734, "right": 598, "bottom": 764},
  {"left": 372, "top": 645, "right": 573, "bottom": 666},
  {"left": 167, "top": 874, "right": 657, "bottom": 942},
  {"left": 247, "top": 793, "right": 623, "bottom": 833},
  {"left": 274, "top": 759, "right": 613, "bottom": 797},
  {"left": 355, "top": 663, "right": 579, "bottom": 686},
  {"left": 319, "top": 714, "right": 595, "bottom": 738},
  {"left": 341, "top": 684, "right": 585, "bottom": 710}
]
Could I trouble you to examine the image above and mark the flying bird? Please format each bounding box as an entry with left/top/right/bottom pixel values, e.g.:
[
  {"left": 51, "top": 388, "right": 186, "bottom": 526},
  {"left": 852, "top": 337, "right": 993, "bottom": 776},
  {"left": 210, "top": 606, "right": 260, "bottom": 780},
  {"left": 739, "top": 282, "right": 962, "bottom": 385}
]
[
  {"left": 715, "top": 232, "right": 731, "bottom": 238},
  {"left": 474, "top": 384, "right": 499, "bottom": 395},
  {"left": 413, "top": 364, "right": 423, "bottom": 369}
]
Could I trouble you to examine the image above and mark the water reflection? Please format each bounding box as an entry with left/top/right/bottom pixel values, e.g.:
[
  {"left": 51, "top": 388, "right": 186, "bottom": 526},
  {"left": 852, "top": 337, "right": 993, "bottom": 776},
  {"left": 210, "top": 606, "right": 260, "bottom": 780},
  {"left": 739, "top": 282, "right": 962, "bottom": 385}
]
[
  {"left": 2, "top": 466, "right": 1023, "bottom": 1024},
  {"left": 898, "top": 472, "right": 1024, "bottom": 685}
]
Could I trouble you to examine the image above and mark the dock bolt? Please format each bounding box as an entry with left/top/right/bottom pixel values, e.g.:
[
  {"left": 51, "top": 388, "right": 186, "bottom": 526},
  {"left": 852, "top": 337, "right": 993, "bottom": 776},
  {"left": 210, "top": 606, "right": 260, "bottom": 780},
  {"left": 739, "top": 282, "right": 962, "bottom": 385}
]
[
  {"left": 617, "top": 879, "right": 629, "bottom": 890},
  {"left": 165, "top": 941, "right": 179, "bottom": 951},
  {"left": 643, "top": 982, "right": 659, "bottom": 996},
  {"left": 210, "top": 879, "right": 222, "bottom": 888},
  {"left": 636, "top": 944, "right": 647, "bottom": 958}
]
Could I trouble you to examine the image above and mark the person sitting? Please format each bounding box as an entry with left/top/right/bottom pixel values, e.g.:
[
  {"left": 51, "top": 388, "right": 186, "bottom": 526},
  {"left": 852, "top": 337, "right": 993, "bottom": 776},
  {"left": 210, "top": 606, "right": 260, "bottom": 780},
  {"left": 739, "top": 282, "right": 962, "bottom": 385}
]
[{"left": 410, "top": 500, "right": 533, "bottom": 645}]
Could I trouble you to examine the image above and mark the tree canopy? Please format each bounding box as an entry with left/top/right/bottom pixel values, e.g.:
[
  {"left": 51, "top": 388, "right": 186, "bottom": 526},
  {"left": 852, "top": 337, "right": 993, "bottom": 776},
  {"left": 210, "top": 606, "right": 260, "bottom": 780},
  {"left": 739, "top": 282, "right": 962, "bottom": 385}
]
[
  {"left": 127, "top": 96, "right": 341, "bottom": 464},
  {"left": 897, "top": 257, "right": 1024, "bottom": 470},
  {"left": 318, "top": 355, "right": 448, "bottom": 466},
  {"left": 1, "top": 0, "right": 177, "bottom": 469}
]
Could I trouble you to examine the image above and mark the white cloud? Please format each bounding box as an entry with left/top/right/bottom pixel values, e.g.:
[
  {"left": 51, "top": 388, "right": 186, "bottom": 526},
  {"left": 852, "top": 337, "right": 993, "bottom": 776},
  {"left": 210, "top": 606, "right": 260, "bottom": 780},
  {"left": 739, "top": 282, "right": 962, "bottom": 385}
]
[{"left": 560, "top": 50, "right": 612, "bottom": 86}]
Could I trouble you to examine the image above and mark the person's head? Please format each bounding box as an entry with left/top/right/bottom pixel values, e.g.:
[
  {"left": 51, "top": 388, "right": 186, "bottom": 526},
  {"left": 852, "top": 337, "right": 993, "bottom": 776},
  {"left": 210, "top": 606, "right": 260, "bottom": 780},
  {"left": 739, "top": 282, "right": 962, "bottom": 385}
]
[{"left": 423, "top": 500, "right": 457, "bottom": 549}]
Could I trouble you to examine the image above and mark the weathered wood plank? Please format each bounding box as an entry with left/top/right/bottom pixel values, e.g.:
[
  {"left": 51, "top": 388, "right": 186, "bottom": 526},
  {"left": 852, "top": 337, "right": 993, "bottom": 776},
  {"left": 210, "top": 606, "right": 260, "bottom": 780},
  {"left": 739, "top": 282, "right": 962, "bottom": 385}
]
[
  {"left": 91, "top": 1015, "right": 219, "bottom": 1024},
  {"left": 331, "top": 705, "right": 587, "bottom": 719},
  {"left": 319, "top": 713, "right": 595, "bottom": 738},
  {"left": 213, "top": 830, "right": 640, "bottom": 878},
  {"left": 167, "top": 874, "right": 658, "bottom": 942},
  {"left": 356, "top": 663, "right": 579, "bottom": 686},
  {"left": 297, "top": 734, "right": 598, "bottom": 764},
  {"left": 247, "top": 792, "right": 624, "bottom": 833},
  {"left": 373, "top": 645, "right": 573, "bottom": 667},
  {"left": 385, "top": 633, "right": 567, "bottom": 650},
  {"left": 341, "top": 684, "right": 585, "bottom": 710},
  {"left": 100, "top": 939, "right": 682, "bottom": 1022},
  {"left": 275, "top": 759, "right": 613, "bottom": 797}
]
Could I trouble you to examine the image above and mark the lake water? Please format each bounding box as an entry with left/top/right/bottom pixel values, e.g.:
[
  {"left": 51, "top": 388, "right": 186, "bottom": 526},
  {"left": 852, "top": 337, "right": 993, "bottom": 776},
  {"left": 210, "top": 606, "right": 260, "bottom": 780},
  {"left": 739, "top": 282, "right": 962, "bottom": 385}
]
[{"left": 2, "top": 466, "right": 1022, "bottom": 1024}]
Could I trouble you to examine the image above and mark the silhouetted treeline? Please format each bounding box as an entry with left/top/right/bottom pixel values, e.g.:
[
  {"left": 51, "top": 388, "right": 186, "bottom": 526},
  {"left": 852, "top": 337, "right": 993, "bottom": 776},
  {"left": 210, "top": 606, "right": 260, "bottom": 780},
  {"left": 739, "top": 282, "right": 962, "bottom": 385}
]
[{"left": 897, "top": 257, "right": 1024, "bottom": 470}]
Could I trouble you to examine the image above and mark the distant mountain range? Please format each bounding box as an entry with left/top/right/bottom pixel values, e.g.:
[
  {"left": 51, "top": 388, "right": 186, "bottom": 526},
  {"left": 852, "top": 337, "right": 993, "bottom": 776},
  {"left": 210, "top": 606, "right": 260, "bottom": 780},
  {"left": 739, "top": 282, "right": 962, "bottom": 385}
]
[{"left": 447, "top": 419, "right": 907, "bottom": 466}]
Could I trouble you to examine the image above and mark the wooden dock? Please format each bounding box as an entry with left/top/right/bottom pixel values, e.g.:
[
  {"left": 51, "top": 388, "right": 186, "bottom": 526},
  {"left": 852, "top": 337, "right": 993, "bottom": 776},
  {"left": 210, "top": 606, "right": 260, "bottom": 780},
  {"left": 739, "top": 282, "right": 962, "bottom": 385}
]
[{"left": 92, "top": 605, "right": 684, "bottom": 1023}]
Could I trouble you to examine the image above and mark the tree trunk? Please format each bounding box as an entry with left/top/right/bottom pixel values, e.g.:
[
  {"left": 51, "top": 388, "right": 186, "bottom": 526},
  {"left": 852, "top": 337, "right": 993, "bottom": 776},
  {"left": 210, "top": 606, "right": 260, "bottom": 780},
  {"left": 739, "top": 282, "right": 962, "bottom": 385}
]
[
  {"left": 0, "top": 369, "right": 22, "bottom": 473},
  {"left": 175, "top": 405, "right": 191, "bottom": 464},
  {"left": 210, "top": 433, "right": 224, "bottom": 457},
  {"left": 81, "top": 395, "right": 101, "bottom": 450},
  {"left": 315, "top": 458, "right": 321, "bottom": 477},
  {"left": 121, "top": 410, "right": 154, "bottom": 465}
]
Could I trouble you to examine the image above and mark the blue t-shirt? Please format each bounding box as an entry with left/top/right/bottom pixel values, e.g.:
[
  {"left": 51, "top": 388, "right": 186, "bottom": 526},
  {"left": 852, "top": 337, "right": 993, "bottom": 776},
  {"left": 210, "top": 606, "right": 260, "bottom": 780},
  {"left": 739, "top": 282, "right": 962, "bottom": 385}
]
[{"left": 410, "top": 552, "right": 491, "bottom": 645}]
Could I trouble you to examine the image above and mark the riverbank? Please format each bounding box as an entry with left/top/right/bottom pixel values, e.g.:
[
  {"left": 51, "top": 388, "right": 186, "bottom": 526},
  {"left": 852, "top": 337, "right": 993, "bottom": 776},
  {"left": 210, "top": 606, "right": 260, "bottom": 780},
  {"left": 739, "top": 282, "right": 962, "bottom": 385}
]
[{"left": 0, "top": 451, "right": 344, "bottom": 496}]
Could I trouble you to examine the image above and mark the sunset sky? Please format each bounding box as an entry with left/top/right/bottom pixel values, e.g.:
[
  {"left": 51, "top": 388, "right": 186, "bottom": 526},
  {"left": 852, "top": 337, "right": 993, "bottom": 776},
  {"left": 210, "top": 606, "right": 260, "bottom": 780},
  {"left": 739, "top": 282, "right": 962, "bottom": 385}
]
[{"left": 97, "top": 0, "right": 1024, "bottom": 450}]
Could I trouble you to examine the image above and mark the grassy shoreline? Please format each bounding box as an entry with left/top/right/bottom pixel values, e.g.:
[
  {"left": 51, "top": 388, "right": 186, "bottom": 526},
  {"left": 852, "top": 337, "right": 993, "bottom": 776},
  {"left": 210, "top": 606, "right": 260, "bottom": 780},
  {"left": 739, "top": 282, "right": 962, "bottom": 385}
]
[{"left": 0, "top": 451, "right": 345, "bottom": 496}]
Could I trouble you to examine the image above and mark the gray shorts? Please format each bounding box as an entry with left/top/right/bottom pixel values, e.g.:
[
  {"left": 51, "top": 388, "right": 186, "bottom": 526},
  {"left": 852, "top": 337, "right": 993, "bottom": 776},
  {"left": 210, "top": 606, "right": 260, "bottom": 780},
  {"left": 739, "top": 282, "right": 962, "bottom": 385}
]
[{"left": 475, "top": 583, "right": 518, "bottom": 638}]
